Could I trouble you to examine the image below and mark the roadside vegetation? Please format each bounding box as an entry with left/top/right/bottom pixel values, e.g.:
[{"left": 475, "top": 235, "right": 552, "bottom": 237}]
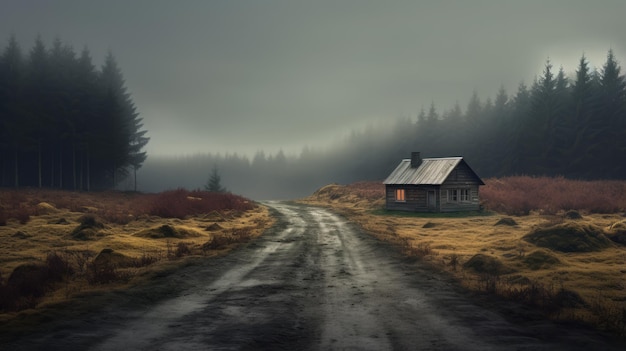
[
  {"left": 300, "top": 177, "right": 626, "bottom": 337},
  {"left": 0, "top": 189, "right": 272, "bottom": 319}
]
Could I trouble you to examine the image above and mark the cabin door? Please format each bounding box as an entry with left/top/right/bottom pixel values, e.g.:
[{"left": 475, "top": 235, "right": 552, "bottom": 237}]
[{"left": 427, "top": 191, "right": 436, "bottom": 210}]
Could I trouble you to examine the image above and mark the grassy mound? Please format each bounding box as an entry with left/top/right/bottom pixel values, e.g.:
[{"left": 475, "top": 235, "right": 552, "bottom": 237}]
[
  {"left": 312, "top": 184, "right": 347, "bottom": 200},
  {"left": 70, "top": 215, "right": 107, "bottom": 240},
  {"left": 422, "top": 221, "right": 437, "bottom": 228},
  {"left": 607, "top": 220, "right": 626, "bottom": 245},
  {"left": 36, "top": 202, "right": 58, "bottom": 214},
  {"left": 463, "top": 254, "right": 507, "bottom": 275},
  {"left": 202, "top": 211, "right": 227, "bottom": 222},
  {"left": 93, "top": 248, "right": 134, "bottom": 268},
  {"left": 522, "top": 250, "right": 560, "bottom": 270},
  {"left": 134, "top": 224, "right": 203, "bottom": 239},
  {"left": 523, "top": 222, "right": 613, "bottom": 252},
  {"left": 563, "top": 210, "right": 583, "bottom": 219},
  {"left": 309, "top": 182, "right": 385, "bottom": 206},
  {"left": 7, "top": 263, "right": 49, "bottom": 298},
  {"left": 205, "top": 223, "right": 223, "bottom": 231},
  {"left": 495, "top": 217, "right": 517, "bottom": 226}
]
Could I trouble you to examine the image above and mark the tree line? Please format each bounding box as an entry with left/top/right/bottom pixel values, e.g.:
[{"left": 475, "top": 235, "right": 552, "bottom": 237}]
[
  {"left": 0, "top": 36, "right": 149, "bottom": 191},
  {"left": 407, "top": 50, "right": 626, "bottom": 180},
  {"left": 134, "top": 49, "right": 626, "bottom": 199}
]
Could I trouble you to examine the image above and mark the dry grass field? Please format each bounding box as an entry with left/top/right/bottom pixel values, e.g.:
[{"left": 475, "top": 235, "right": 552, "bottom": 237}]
[
  {"left": 0, "top": 189, "right": 273, "bottom": 321},
  {"left": 298, "top": 179, "right": 626, "bottom": 336}
]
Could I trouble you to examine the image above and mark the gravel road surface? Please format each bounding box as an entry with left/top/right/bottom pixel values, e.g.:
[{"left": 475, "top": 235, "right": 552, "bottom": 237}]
[{"left": 1, "top": 202, "right": 621, "bottom": 350}]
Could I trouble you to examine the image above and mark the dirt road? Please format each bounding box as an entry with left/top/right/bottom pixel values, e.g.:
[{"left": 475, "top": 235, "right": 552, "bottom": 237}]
[{"left": 1, "top": 202, "right": 621, "bottom": 350}]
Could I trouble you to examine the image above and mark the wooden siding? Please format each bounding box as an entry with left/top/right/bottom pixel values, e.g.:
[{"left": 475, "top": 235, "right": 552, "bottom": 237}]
[
  {"left": 441, "top": 162, "right": 481, "bottom": 186},
  {"left": 385, "top": 185, "right": 440, "bottom": 212},
  {"left": 439, "top": 184, "right": 480, "bottom": 212}
]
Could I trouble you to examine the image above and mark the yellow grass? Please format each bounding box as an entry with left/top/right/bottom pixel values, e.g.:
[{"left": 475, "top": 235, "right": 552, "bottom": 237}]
[
  {"left": 299, "top": 185, "right": 626, "bottom": 335},
  {"left": 0, "top": 201, "right": 274, "bottom": 320}
]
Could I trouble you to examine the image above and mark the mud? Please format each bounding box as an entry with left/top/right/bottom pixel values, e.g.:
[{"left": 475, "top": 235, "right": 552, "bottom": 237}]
[{"left": 0, "top": 202, "right": 621, "bottom": 350}]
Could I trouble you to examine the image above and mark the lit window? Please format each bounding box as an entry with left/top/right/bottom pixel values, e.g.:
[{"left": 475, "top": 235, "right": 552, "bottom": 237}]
[{"left": 395, "top": 189, "right": 406, "bottom": 202}]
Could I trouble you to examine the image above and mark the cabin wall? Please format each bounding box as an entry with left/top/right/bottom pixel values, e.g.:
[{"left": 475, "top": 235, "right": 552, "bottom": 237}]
[
  {"left": 385, "top": 185, "right": 440, "bottom": 212},
  {"left": 439, "top": 184, "right": 480, "bottom": 212},
  {"left": 444, "top": 162, "right": 481, "bottom": 185},
  {"left": 438, "top": 162, "right": 481, "bottom": 212},
  {"left": 385, "top": 159, "right": 483, "bottom": 212}
]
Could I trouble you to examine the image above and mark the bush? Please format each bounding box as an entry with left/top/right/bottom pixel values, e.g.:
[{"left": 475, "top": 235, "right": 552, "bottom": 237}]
[
  {"left": 148, "top": 188, "right": 255, "bottom": 219},
  {"left": 86, "top": 261, "right": 130, "bottom": 285},
  {"left": 45, "top": 251, "right": 74, "bottom": 281},
  {"left": 133, "top": 252, "right": 160, "bottom": 267},
  {"left": 463, "top": 254, "right": 506, "bottom": 275},
  {"left": 482, "top": 176, "right": 626, "bottom": 215},
  {"left": 175, "top": 242, "right": 193, "bottom": 257},
  {"left": 7, "top": 264, "right": 49, "bottom": 301},
  {"left": 14, "top": 207, "right": 31, "bottom": 224}
]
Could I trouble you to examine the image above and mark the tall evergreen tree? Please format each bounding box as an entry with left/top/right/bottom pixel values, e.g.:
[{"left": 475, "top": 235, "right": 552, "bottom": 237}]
[
  {"left": 95, "top": 52, "right": 148, "bottom": 189},
  {"left": 464, "top": 90, "right": 482, "bottom": 125},
  {"left": 484, "top": 85, "right": 510, "bottom": 176},
  {"left": 507, "top": 81, "right": 531, "bottom": 174},
  {"left": 23, "top": 36, "right": 51, "bottom": 188},
  {"left": 596, "top": 49, "right": 626, "bottom": 177},
  {"left": 0, "top": 35, "right": 24, "bottom": 187},
  {"left": 48, "top": 38, "right": 78, "bottom": 188}
]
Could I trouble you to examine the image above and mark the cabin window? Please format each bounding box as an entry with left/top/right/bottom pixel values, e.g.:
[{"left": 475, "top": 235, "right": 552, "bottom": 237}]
[
  {"left": 460, "top": 189, "right": 470, "bottom": 202},
  {"left": 449, "top": 189, "right": 458, "bottom": 202},
  {"left": 395, "top": 189, "right": 406, "bottom": 202},
  {"left": 448, "top": 188, "right": 470, "bottom": 203}
]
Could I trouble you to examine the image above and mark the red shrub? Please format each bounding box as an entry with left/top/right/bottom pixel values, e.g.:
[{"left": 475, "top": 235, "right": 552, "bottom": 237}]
[
  {"left": 481, "top": 176, "right": 626, "bottom": 215},
  {"left": 148, "top": 188, "right": 255, "bottom": 219}
]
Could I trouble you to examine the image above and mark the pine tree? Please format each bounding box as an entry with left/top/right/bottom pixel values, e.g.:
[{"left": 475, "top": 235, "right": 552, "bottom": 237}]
[
  {"left": 506, "top": 81, "right": 531, "bottom": 174},
  {"left": 520, "top": 59, "right": 570, "bottom": 175},
  {"left": 596, "top": 49, "right": 626, "bottom": 177},
  {"left": 0, "top": 35, "right": 24, "bottom": 187},
  {"left": 72, "top": 47, "right": 99, "bottom": 190},
  {"left": 568, "top": 55, "right": 599, "bottom": 176},
  {"left": 48, "top": 38, "right": 78, "bottom": 188},
  {"left": 205, "top": 165, "right": 227, "bottom": 192},
  {"left": 464, "top": 90, "right": 482, "bottom": 125},
  {"left": 485, "top": 85, "right": 510, "bottom": 176},
  {"left": 95, "top": 52, "right": 148, "bottom": 189}
]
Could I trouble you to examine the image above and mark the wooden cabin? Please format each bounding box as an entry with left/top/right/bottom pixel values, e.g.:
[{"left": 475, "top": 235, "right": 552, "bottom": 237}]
[{"left": 383, "top": 152, "right": 484, "bottom": 212}]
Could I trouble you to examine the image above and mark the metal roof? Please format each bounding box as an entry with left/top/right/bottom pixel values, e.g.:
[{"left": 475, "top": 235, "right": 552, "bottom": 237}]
[{"left": 383, "top": 157, "right": 465, "bottom": 185}]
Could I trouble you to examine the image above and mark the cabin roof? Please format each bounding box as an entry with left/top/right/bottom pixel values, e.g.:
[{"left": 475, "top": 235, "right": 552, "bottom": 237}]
[{"left": 383, "top": 157, "right": 484, "bottom": 185}]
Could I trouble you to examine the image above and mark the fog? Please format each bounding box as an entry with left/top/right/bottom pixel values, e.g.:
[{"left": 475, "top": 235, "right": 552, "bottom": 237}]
[
  {"left": 2, "top": 1, "right": 626, "bottom": 199},
  {"left": 3, "top": 1, "right": 625, "bottom": 156}
]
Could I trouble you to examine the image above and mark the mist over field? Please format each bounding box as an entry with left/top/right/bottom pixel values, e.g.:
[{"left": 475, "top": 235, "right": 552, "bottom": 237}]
[{"left": 2, "top": 1, "right": 626, "bottom": 198}]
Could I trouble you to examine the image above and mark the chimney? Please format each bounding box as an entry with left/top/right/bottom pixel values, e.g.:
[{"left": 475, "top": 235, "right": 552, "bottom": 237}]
[{"left": 410, "top": 152, "right": 422, "bottom": 168}]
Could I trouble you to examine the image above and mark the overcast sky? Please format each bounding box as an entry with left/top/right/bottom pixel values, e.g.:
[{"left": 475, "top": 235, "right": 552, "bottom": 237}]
[{"left": 2, "top": 0, "right": 625, "bottom": 157}]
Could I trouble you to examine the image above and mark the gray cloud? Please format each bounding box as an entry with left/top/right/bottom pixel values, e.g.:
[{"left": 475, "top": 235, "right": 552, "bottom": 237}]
[{"left": 2, "top": 0, "right": 625, "bottom": 156}]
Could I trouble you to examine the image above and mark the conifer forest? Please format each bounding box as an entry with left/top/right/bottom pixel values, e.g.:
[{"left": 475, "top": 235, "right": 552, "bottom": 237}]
[
  {"left": 2, "top": 35, "right": 625, "bottom": 198},
  {"left": 138, "top": 50, "right": 626, "bottom": 199},
  {"left": 0, "top": 36, "right": 148, "bottom": 191}
]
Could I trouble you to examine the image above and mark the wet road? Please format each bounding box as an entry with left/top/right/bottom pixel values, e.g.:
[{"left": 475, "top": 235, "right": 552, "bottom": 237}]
[{"left": 1, "top": 202, "right": 620, "bottom": 350}]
